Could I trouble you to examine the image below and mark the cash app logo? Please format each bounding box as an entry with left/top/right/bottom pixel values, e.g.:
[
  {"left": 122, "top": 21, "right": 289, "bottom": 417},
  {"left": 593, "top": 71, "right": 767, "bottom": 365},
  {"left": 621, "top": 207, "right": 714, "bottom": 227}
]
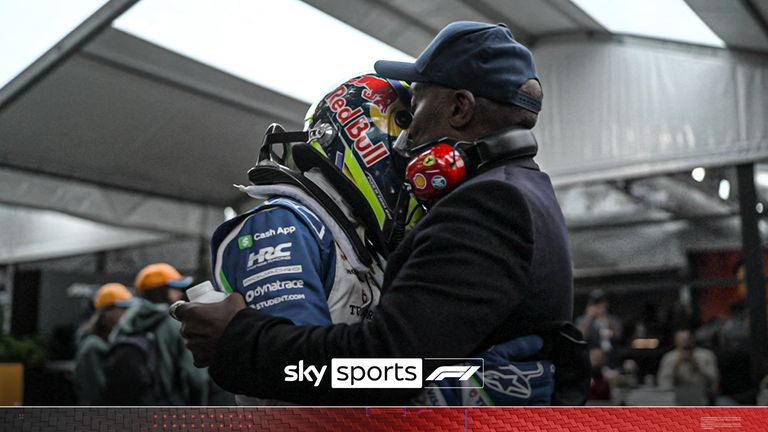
[{"left": 238, "top": 235, "right": 254, "bottom": 250}]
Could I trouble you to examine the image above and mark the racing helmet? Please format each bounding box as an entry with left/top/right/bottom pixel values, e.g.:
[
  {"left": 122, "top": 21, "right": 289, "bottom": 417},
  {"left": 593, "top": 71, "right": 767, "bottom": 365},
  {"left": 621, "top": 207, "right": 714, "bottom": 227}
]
[{"left": 300, "top": 74, "right": 423, "bottom": 255}]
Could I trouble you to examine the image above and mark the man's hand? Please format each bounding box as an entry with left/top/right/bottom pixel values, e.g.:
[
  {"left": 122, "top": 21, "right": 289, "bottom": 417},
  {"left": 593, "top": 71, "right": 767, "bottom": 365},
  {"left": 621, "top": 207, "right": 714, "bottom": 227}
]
[{"left": 175, "top": 294, "right": 247, "bottom": 367}]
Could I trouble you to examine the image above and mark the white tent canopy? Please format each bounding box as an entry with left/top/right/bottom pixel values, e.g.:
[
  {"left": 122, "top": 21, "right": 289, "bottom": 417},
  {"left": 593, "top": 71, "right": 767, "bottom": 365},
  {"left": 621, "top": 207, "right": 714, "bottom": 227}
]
[
  {"left": 0, "top": 202, "right": 166, "bottom": 265},
  {"left": 2, "top": 0, "right": 768, "bottom": 271},
  {"left": 535, "top": 35, "right": 768, "bottom": 186}
]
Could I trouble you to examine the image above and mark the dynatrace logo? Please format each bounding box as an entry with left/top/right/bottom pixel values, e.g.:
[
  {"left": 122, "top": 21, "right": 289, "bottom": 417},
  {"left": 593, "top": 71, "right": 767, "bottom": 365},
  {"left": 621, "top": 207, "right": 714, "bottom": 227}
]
[{"left": 283, "top": 358, "right": 483, "bottom": 389}]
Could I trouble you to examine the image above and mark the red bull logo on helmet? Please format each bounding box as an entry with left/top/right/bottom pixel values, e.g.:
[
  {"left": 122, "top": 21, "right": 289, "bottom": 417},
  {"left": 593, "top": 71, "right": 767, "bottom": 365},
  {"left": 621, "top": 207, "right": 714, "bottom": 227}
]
[
  {"left": 325, "top": 86, "right": 363, "bottom": 125},
  {"left": 325, "top": 84, "right": 390, "bottom": 168},
  {"left": 348, "top": 75, "right": 399, "bottom": 113}
]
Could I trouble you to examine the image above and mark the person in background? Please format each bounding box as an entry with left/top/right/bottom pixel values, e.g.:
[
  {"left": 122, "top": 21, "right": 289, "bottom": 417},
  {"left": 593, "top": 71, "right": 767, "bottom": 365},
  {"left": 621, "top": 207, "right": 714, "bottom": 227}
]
[
  {"left": 587, "top": 347, "right": 612, "bottom": 402},
  {"left": 716, "top": 261, "right": 756, "bottom": 403},
  {"left": 613, "top": 359, "right": 640, "bottom": 405},
  {"left": 577, "top": 289, "right": 623, "bottom": 365},
  {"left": 718, "top": 300, "right": 752, "bottom": 403},
  {"left": 74, "top": 283, "right": 134, "bottom": 405},
  {"left": 756, "top": 375, "right": 768, "bottom": 405},
  {"left": 657, "top": 329, "right": 719, "bottom": 405},
  {"left": 663, "top": 301, "right": 694, "bottom": 347},
  {"left": 631, "top": 303, "right": 660, "bottom": 341},
  {"left": 103, "top": 263, "right": 223, "bottom": 405}
]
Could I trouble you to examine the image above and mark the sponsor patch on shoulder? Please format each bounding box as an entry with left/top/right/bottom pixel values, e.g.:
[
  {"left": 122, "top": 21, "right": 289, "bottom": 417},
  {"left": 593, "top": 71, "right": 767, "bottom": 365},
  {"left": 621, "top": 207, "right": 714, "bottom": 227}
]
[
  {"left": 247, "top": 242, "right": 292, "bottom": 269},
  {"left": 238, "top": 235, "right": 253, "bottom": 250}
]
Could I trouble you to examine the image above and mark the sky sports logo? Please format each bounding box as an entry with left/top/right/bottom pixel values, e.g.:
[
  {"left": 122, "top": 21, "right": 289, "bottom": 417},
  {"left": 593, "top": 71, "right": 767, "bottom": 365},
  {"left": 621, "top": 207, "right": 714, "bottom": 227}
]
[{"left": 284, "top": 358, "right": 483, "bottom": 389}]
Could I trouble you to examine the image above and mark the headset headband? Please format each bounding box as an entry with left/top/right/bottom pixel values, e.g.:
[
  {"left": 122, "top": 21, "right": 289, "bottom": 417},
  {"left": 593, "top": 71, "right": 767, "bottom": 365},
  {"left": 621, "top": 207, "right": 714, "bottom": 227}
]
[{"left": 470, "top": 128, "right": 538, "bottom": 167}]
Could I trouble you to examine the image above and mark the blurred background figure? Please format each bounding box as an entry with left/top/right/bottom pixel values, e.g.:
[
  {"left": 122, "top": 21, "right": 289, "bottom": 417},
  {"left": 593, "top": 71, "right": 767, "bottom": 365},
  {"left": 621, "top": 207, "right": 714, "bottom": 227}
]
[
  {"left": 587, "top": 347, "right": 613, "bottom": 403},
  {"left": 132, "top": 263, "right": 190, "bottom": 305},
  {"left": 577, "top": 289, "right": 623, "bottom": 366},
  {"left": 74, "top": 283, "right": 134, "bottom": 405},
  {"left": 657, "top": 329, "right": 719, "bottom": 405},
  {"left": 715, "top": 263, "right": 755, "bottom": 404},
  {"left": 757, "top": 375, "right": 768, "bottom": 405},
  {"left": 102, "top": 263, "right": 227, "bottom": 405},
  {"left": 613, "top": 359, "right": 640, "bottom": 405},
  {"left": 662, "top": 301, "right": 694, "bottom": 347}
]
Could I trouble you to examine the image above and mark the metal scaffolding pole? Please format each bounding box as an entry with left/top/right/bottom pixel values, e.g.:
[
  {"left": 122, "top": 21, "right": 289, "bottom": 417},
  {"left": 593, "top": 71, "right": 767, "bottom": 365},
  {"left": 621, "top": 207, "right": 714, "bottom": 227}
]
[{"left": 736, "top": 163, "right": 768, "bottom": 388}]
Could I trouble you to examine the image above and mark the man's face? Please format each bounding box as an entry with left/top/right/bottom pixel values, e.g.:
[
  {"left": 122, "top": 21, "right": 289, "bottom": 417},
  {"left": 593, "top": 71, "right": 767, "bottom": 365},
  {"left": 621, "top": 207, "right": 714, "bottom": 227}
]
[
  {"left": 674, "top": 330, "right": 692, "bottom": 349},
  {"left": 594, "top": 301, "right": 608, "bottom": 316},
  {"left": 101, "top": 307, "right": 127, "bottom": 331},
  {"left": 407, "top": 82, "right": 455, "bottom": 146}
]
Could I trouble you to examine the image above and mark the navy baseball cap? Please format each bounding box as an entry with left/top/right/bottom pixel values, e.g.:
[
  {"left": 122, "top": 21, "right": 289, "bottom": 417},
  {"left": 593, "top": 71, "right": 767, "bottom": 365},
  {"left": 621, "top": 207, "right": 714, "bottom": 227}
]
[{"left": 374, "top": 21, "right": 541, "bottom": 113}]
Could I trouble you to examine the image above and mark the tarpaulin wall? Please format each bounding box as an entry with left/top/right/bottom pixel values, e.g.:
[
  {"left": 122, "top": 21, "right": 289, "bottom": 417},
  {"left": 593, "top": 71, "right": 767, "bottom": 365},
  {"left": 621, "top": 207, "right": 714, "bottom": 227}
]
[{"left": 533, "top": 36, "right": 768, "bottom": 185}]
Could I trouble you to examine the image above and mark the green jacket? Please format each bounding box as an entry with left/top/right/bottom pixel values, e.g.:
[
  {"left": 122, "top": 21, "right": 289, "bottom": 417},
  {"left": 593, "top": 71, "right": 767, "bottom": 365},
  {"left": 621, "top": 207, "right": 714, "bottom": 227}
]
[
  {"left": 110, "top": 299, "right": 210, "bottom": 405},
  {"left": 74, "top": 330, "right": 110, "bottom": 405}
]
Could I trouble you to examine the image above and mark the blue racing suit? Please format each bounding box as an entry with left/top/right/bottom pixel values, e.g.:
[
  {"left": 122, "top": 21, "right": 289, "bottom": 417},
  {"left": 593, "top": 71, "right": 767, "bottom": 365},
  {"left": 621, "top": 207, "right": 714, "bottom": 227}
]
[
  {"left": 211, "top": 174, "right": 382, "bottom": 327},
  {"left": 210, "top": 172, "right": 554, "bottom": 405}
]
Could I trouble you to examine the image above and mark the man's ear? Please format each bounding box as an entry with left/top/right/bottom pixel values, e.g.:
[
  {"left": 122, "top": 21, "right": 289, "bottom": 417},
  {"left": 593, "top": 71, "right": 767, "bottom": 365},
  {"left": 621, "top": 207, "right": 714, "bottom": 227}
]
[{"left": 449, "top": 90, "right": 476, "bottom": 129}]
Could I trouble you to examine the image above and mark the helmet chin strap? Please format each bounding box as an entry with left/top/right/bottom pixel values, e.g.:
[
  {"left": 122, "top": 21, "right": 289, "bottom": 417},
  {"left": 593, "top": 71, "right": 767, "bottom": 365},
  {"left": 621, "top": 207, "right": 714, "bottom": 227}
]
[{"left": 392, "top": 129, "right": 411, "bottom": 157}]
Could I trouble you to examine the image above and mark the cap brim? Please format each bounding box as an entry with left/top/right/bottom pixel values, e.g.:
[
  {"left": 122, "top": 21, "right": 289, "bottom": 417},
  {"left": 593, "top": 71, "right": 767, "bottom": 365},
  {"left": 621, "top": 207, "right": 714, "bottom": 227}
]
[
  {"left": 166, "top": 276, "right": 194, "bottom": 289},
  {"left": 374, "top": 60, "right": 425, "bottom": 83},
  {"left": 113, "top": 298, "right": 136, "bottom": 308}
]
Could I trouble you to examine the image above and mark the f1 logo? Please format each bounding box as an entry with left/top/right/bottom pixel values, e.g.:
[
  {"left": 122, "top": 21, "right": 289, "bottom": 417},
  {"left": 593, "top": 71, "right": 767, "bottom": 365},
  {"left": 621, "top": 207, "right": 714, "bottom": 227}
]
[
  {"left": 425, "top": 365, "right": 481, "bottom": 382},
  {"left": 423, "top": 358, "right": 484, "bottom": 388}
]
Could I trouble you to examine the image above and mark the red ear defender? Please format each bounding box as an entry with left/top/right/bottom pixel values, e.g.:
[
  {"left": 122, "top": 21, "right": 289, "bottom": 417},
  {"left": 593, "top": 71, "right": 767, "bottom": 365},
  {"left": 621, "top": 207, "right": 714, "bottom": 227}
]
[{"left": 405, "top": 143, "right": 467, "bottom": 202}]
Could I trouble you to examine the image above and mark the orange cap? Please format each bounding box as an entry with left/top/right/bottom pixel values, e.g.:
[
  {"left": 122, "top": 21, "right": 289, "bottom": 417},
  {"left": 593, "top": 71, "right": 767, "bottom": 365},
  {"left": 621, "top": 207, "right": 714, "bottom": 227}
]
[
  {"left": 93, "top": 283, "right": 135, "bottom": 309},
  {"left": 134, "top": 263, "right": 193, "bottom": 292}
]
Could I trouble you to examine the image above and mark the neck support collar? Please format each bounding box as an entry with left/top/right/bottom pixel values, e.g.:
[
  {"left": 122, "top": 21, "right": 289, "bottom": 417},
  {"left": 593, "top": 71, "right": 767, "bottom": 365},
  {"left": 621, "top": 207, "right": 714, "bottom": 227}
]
[
  {"left": 247, "top": 162, "right": 375, "bottom": 268},
  {"left": 291, "top": 142, "right": 394, "bottom": 256}
]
